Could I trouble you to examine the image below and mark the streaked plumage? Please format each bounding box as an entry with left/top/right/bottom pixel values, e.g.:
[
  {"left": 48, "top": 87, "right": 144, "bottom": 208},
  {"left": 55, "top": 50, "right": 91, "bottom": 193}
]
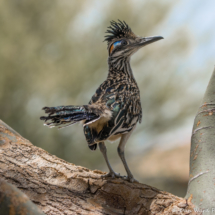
[{"left": 40, "top": 20, "right": 163, "bottom": 182}]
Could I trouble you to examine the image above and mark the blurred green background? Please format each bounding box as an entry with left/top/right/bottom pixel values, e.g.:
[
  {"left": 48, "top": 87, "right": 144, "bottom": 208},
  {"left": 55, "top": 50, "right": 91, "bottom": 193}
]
[{"left": 1, "top": 0, "right": 215, "bottom": 197}]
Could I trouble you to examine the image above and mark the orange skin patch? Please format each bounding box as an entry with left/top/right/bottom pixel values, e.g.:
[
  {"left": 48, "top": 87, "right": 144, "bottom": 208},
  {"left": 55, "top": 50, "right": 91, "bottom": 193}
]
[{"left": 109, "top": 44, "right": 114, "bottom": 54}]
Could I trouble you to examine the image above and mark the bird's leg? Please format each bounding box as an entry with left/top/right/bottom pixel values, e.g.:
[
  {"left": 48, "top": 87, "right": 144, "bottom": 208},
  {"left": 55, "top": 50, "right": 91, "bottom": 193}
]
[
  {"left": 99, "top": 142, "right": 121, "bottom": 179},
  {"left": 117, "top": 131, "right": 138, "bottom": 183}
]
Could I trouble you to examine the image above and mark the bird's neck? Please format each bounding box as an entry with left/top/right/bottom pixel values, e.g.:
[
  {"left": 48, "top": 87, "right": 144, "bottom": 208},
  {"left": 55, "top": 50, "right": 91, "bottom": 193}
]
[{"left": 108, "top": 56, "right": 136, "bottom": 82}]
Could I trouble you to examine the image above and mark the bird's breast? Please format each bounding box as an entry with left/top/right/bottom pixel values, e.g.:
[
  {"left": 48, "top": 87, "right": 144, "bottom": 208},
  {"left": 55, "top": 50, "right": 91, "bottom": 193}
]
[{"left": 107, "top": 133, "right": 122, "bottom": 142}]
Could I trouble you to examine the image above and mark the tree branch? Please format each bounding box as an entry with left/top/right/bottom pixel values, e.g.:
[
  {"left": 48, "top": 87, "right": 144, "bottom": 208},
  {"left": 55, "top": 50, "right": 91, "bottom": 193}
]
[
  {"left": 0, "top": 179, "right": 45, "bottom": 215},
  {"left": 186, "top": 68, "right": 215, "bottom": 210},
  {"left": 0, "top": 120, "right": 198, "bottom": 215}
]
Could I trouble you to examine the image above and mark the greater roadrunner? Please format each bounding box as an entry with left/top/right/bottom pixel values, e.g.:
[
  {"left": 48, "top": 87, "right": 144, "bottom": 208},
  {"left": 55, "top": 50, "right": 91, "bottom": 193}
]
[{"left": 40, "top": 20, "right": 163, "bottom": 182}]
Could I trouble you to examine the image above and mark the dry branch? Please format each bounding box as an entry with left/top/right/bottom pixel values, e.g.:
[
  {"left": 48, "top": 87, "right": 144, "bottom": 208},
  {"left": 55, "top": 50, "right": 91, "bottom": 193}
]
[{"left": 0, "top": 120, "right": 198, "bottom": 215}]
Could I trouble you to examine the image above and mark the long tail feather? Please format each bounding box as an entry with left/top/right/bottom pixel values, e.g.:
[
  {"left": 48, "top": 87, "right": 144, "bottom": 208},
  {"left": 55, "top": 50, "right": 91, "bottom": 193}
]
[{"left": 40, "top": 105, "right": 99, "bottom": 128}]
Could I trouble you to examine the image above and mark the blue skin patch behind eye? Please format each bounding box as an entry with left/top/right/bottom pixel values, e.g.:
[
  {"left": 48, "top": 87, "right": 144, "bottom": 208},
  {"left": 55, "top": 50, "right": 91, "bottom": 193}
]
[
  {"left": 109, "top": 40, "right": 122, "bottom": 55},
  {"left": 113, "top": 41, "right": 121, "bottom": 48}
]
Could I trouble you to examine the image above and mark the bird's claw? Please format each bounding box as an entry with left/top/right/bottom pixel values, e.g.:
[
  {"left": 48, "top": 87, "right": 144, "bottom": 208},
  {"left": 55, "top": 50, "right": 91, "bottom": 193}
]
[
  {"left": 123, "top": 175, "right": 139, "bottom": 183},
  {"left": 101, "top": 171, "right": 122, "bottom": 179}
]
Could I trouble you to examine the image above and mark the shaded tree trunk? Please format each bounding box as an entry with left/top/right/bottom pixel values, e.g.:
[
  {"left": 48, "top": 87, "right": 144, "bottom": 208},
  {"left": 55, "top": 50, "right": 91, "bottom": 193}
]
[
  {"left": 0, "top": 179, "right": 45, "bottom": 215},
  {"left": 186, "top": 68, "right": 215, "bottom": 211},
  {"left": 0, "top": 119, "right": 199, "bottom": 214}
]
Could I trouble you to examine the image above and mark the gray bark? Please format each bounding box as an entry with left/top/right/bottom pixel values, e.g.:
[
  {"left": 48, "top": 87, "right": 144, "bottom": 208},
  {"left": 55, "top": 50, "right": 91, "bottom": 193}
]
[{"left": 186, "top": 68, "right": 215, "bottom": 211}]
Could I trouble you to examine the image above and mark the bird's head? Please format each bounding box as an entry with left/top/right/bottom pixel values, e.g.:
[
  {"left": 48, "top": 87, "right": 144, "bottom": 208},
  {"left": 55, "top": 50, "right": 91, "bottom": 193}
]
[{"left": 105, "top": 20, "right": 163, "bottom": 59}]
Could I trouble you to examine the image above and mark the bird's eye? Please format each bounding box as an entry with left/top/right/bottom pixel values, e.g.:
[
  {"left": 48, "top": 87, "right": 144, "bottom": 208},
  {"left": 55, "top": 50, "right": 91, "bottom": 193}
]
[
  {"left": 109, "top": 40, "right": 127, "bottom": 55},
  {"left": 121, "top": 40, "right": 127, "bottom": 46}
]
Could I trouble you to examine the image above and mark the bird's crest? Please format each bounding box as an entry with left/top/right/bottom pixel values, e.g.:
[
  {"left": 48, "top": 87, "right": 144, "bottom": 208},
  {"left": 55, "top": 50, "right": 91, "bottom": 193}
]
[{"left": 104, "top": 20, "right": 136, "bottom": 43}]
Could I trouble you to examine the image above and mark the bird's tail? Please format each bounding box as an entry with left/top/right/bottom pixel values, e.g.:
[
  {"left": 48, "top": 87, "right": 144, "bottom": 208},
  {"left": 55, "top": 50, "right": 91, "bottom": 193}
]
[{"left": 40, "top": 105, "right": 100, "bottom": 129}]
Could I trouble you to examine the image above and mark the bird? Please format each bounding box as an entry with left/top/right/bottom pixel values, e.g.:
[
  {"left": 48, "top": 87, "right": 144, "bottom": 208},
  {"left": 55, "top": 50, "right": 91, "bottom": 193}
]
[{"left": 40, "top": 20, "right": 163, "bottom": 183}]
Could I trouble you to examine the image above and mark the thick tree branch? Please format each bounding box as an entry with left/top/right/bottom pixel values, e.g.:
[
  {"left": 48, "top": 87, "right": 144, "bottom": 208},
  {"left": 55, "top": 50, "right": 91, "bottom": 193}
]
[
  {"left": 186, "top": 68, "right": 215, "bottom": 210},
  {"left": 0, "top": 120, "right": 198, "bottom": 215}
]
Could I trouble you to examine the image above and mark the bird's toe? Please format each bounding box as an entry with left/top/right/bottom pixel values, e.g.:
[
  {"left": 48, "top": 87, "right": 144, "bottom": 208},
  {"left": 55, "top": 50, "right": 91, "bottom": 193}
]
[
  {"left": 101, "top": 171, "right": 121, "bottom": 179},
  {"left": 124, "top": 175, "right": 139, "bottom": 183}
]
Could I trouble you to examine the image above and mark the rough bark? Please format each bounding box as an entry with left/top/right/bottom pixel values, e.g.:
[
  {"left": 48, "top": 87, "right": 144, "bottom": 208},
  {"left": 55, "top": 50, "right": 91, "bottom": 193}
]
[
  {"left": 186, "top": 68, "right": 215, "bottom": 211},
  {"left": 0, "top": 120, "right": 198, "bottom": 215}
]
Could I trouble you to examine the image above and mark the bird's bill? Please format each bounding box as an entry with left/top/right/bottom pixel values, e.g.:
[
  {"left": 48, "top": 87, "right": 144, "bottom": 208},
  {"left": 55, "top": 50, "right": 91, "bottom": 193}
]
[{"left": 137, "top": 36, "right": 164, "bottom": 47}]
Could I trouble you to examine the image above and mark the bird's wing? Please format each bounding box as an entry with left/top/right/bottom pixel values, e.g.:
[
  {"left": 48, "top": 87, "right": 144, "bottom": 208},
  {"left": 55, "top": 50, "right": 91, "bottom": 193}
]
[{"left": 88, "top": 80, "right": 142, "bottom": 141}]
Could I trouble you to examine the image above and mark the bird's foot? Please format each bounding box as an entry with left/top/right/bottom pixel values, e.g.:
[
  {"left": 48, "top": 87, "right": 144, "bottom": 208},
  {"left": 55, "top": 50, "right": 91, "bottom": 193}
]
[
  {"left": 101, "top": 171, "right": 122, "bottom": 179},
  {"left": 124, "top": 175, "right": 139, "bottom": 183}
]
